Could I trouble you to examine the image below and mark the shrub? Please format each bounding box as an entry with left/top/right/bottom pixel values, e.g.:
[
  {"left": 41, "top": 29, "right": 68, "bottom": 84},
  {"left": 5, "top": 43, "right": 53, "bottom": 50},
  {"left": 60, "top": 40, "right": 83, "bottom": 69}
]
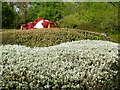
[
  {"left": 58, "top": 3, "right": 118, "bottom": 34},
  {"left": 1, "top": 28, "right": 113, "bottom": 47},
  {"left": 1, "top": 40, "right": 119, "bottom": 89}
]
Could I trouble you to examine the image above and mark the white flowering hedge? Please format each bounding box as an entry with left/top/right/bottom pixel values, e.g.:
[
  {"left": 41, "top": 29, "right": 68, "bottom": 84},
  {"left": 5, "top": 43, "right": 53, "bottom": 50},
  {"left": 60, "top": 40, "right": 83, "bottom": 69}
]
[{"left": 0, "top": 40, "right": 119, "bottom": 90}]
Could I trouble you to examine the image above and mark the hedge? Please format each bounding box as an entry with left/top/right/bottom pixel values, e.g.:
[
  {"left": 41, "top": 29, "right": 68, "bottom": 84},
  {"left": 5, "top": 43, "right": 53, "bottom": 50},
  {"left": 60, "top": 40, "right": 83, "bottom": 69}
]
[
  {"left": 1, "top": 28, "right": 113, "bottom": 47},
  {"left": 1, "top": 40, "right": 119, "bottom": 90}
]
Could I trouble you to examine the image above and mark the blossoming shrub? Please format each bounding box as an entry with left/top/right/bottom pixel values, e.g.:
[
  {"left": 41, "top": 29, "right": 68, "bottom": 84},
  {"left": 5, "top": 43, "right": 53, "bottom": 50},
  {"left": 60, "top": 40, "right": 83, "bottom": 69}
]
[
  {"left": 2, "top": 28, "right": 113, "bottom": 48},
  {"left": 1, "top": 40, "right": 119, "bottom": 89}
]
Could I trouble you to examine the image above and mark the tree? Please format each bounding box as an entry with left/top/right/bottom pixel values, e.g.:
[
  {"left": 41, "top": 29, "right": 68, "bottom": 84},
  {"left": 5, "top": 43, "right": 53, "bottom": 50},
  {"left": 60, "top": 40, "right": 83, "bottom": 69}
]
[
  {"left": 28, "top": 2, "right": 64, "bottom": 22},
  {"left": 5, "top": 2, "right": 32, "bottom": 28},
  {"left": 2, "top": 2, "right": 16, "bottom": 29}
]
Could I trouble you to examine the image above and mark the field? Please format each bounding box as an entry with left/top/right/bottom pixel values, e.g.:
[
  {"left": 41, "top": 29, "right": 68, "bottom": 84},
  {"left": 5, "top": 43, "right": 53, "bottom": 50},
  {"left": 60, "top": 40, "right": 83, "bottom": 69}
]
[{"left": 0, "top": 28, "right": 119, "bottom": 90}]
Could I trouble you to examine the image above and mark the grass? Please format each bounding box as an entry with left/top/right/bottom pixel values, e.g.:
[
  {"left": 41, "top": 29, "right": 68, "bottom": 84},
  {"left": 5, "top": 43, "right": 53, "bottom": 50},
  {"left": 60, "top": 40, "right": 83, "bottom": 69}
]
[
  {"left": 1, "top": 28, "right": 118, "bottom": 47},
  {"left": 109, "top": 33, "right": 119, "bottom": 43}
]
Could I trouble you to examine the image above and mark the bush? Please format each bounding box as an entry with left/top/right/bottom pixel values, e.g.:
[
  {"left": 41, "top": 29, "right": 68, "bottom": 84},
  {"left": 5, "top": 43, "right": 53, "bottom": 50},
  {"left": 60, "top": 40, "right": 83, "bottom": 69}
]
[
  {"left": 1, "top": 28, "right": 113, "bottom": 47},
  {"left": 58, "top": 3, "right": 118, "bottom": 34},
  {"left": 1, "top": 40, "right": 119, "bottom": 89}
]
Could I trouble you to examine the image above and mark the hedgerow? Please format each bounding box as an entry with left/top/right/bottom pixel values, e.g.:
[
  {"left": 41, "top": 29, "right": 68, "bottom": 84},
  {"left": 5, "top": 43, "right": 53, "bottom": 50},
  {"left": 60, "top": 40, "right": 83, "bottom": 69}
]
[
  {"left": 1, "top": 28, "right": 113, "bottom": 47},
  {"left": 1, "top": 40, "right": 119, "bottom": 90}
]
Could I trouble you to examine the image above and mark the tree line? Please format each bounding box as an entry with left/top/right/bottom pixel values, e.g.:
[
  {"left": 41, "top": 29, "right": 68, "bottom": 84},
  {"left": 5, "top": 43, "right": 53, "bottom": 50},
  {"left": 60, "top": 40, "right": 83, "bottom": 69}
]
[
  {"left": 2, "top": 2, "right": 79, "bottom": 29},
  {"left": 2, "top": 2, "right": 118, "bottom": 31}
]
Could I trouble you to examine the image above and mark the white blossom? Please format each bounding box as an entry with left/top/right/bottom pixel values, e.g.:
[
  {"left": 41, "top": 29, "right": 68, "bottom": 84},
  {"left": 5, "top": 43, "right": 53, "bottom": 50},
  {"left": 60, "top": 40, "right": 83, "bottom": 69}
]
[{"left": 0, "top": 40, "right": 119, "bottom": 89}]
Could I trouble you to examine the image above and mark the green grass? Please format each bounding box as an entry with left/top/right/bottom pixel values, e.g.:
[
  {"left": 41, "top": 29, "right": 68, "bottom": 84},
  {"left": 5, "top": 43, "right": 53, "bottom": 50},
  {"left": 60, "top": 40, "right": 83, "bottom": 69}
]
[
  {"left": 109, "top": 33, "right": 119, "bottom": 43},
  {"left": 1, "top": 28, "right": 117, "bottom": 47}
]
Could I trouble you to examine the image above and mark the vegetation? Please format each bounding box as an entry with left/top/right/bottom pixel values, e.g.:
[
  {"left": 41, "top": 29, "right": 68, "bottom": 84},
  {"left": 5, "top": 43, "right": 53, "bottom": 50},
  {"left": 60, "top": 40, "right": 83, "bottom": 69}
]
[
  {"left": 58, "top": 3, "right": 119, "bottom": 43},
  {"left": 1, "top": 28, "right": 115, "bottom": 47},
  {"left": 2, "top": 2, "right": 16, "bottom": 28},
  {"left": 1, "top": 40, "right": 119, "bottom": 90},
  {"left": 59, "top": 3, "right": 118, "bottom": 32},
  {"left": 1, "top": 2, "right": 119, "bottom": 89},
  {"left": 2, "top": 2, "right": 119, "bottom": 43}
]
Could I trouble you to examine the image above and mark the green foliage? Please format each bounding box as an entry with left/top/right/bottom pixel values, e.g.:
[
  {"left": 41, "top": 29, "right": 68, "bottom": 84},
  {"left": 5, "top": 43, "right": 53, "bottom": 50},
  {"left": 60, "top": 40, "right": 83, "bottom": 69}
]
[
  {"left": 58, "top": 13, "right": 82, "bottom": 28},
  {"left": 11, "top": 2, "right": 32, "bottom": 28},
  {"left": 58, "top": 2, "right": 118, "bottom": 34},
  {"left": 17, "top": 2, "right": 32, "bottom": 24},
  {"left": 2, "top": 2, "right": 16, "bottom": 29},
  {"left": 2, "top": 2, "right": 119, "bottom": 41},
  {"left": 2, "top": 28, "right": 114, "bottom": 47},
  {"left": 27, "top": 2, "right": 64, "bottom": 22},
  {"left": 27, "top": 2, "right": 79, "bottom": 22}
]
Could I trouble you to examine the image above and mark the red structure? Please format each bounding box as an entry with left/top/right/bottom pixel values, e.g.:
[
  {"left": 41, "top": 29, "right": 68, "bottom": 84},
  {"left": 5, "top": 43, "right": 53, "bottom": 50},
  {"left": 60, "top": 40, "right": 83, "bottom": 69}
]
[{"left": 20, "top": 18, "right": 59, "bottom": 30}]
